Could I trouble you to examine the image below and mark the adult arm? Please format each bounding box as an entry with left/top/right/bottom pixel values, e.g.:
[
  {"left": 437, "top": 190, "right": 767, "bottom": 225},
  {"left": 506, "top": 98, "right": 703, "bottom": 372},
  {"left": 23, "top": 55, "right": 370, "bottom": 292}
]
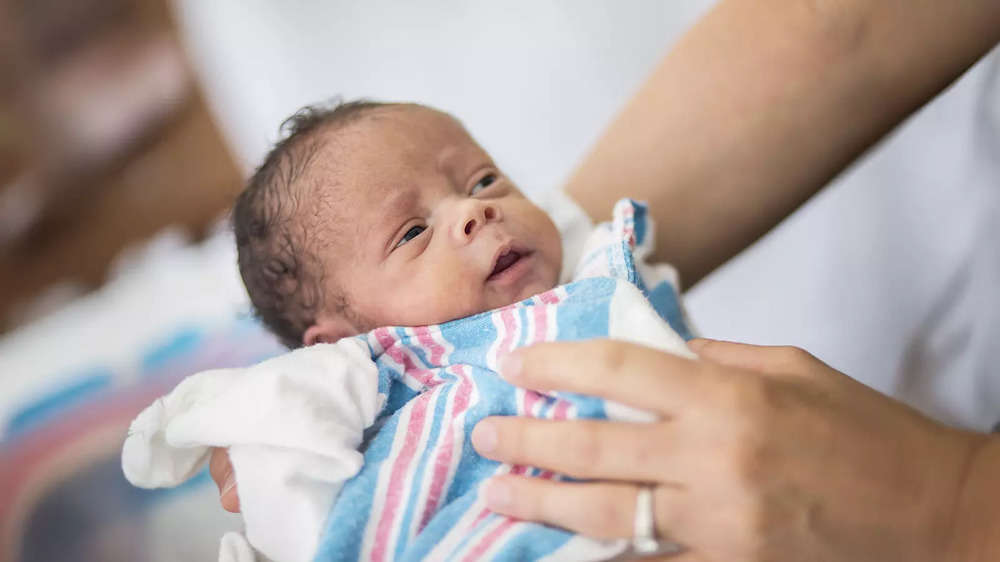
[
  {"left": 472, "top": 340, "right": 1000, "bottom": 561},
  {"left": 565, "top": 0, "right": 1000, "bottom": 287}
]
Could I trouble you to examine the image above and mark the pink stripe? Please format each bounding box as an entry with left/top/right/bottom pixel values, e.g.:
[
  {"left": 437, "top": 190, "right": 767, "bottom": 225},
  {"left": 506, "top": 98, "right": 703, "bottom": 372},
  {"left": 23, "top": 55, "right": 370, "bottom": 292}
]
[
  {"left": 370, "top": 393, "right": 432, "bottom": 562},
  {"left": 499, "top": 308, "right": 517, "bottom": 356},
  {"left": 461, "top": 518, "right": 519, "bottom": 562},
  {"left": 470, "top": 507, "right": 492, "bottom": 529},
  {"left": 418, "top": 365, "right": 473, "bottom": 530},
  {"left": 463, "top": 463, "right": 529, "bottom": 552},
  {"left": 531, "top": 300, "right": 548, "bottom": 344},
  {"left": 522, "top": 390, "right": 541, "bottom": 417},
  {"left": 623, "top": 207, "right": 636, "bottom": 245},
  {"left": 415, "top": 326, "right": 445, "bottom": 366},
  {"left": 538, "top": 290, "right": 560, "bottom": 305},
  {"left": 419, "top": 432, "right": 454, "bottom": 531},
  {"left": 552, "top": 399, "right": 570, "bottom": 420},
  {"left": 374, "top": 327, "right": 437, "bottom": 388}
]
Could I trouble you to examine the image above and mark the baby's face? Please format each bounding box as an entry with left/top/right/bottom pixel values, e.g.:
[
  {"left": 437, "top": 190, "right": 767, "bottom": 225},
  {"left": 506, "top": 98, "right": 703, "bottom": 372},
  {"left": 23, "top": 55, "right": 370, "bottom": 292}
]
[{"left": 306, "top": 106, "right": 561, "bottom": 337}]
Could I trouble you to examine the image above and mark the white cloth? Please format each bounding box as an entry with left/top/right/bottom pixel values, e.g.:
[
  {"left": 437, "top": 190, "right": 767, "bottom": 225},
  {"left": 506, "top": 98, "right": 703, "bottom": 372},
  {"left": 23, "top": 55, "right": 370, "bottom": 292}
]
[{"left": 123, "top": 338, "right": 381, "bottom": 562}]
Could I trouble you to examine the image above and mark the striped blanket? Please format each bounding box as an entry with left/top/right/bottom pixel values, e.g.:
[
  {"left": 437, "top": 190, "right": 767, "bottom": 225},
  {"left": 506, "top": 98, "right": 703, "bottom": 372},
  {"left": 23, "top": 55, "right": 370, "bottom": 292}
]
[{"left": 123, "top": 199, "right": 694, "bottom": 562}]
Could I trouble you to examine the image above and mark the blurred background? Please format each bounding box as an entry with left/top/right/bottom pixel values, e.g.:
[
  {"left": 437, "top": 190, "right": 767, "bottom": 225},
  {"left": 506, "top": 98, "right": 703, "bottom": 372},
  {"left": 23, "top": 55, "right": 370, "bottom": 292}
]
[{"left": 1, "top": 1, "right": 997, "bottom": 560}]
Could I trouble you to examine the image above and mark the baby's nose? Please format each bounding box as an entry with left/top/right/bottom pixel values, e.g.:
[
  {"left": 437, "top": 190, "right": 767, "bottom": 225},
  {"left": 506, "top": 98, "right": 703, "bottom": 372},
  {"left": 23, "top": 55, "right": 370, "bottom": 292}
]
[
  {"left": 455, "top": 201, "right": 500, "bottom": 242},
  {"left": 462, "top": 205, "right": 497, "bottom": 235}
]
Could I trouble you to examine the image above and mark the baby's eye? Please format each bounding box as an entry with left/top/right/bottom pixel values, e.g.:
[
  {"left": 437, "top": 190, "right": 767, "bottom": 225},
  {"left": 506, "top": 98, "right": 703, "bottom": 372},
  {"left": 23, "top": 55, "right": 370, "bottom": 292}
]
[
  {"left": 470, "top": 173, "right": 497, "bottom": 195},
  {"left": 394, "top": 225, "right": 426, "bottom": 248}
]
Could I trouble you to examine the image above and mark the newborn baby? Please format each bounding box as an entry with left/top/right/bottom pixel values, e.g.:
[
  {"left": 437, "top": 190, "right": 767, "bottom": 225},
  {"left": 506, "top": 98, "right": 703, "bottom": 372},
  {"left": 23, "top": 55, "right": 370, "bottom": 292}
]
[
  {"left": 233, "top": 101, "right": 563, "bottom": 349},
  {"left": 123, "top": 101, "right": 694, "bottom": 562}
]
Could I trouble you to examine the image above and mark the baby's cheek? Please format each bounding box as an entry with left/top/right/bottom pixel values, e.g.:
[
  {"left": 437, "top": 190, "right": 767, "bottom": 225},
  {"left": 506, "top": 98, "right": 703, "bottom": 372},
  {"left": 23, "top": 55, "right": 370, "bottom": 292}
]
[
  {"left": 423, "top": 272, "right": 481, "bottom": 321},
  {"left": 540, "top": 222, "right": 563, "bottom": 282}
]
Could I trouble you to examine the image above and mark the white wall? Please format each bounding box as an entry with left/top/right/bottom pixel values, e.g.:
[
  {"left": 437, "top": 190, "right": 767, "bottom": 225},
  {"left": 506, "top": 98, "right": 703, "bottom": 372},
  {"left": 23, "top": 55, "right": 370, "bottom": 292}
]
[
  {"left": 173, "top": 1, "right": 1000, "bottom": 431},
  {"left": 173, "top": 0, "right": 712, "bottom": 190}
]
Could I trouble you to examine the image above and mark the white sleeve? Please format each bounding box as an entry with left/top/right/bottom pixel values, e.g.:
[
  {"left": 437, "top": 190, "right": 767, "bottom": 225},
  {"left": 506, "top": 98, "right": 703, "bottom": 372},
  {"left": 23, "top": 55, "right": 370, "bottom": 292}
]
[
  {"left": 533, "top": 188, "right": 595, "bottom": 284},
  {"left": 122, "top": 338, "right": 381, "bottom": 562}
]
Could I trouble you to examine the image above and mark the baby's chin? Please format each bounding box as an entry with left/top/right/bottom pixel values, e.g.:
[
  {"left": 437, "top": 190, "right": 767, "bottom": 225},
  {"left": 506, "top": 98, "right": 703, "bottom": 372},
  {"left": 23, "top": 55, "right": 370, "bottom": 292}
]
[
  {"left": 484, "top": 277, "right": 560, "bottom": 312},
  {"left": 371, "top": 270, "right": 561, "bottom": 329},
  {"left": 394, "top": 287, "right": 554, "bottom": 329},
  {"left": 515, "top": 278, "right": 560, "bottom": 302}
]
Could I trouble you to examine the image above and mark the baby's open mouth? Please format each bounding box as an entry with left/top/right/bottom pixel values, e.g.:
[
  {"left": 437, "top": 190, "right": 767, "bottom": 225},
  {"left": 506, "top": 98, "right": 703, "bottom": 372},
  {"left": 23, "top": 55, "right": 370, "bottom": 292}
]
[{"left": 488, "top": 248, "right": 528, "bottom": 281}]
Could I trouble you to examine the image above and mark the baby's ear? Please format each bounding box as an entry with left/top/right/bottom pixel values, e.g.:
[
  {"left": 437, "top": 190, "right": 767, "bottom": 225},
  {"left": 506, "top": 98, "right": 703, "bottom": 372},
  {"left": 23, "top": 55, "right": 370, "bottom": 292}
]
[{"left": 302, "top": 317, "right": 357, "bottom": 346}]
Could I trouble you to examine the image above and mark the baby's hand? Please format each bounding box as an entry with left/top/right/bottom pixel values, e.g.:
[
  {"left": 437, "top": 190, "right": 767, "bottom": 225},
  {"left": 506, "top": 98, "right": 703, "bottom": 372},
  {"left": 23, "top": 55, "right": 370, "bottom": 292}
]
[{"left": 209, "top": 447, "right": 241, "bottom": 513}]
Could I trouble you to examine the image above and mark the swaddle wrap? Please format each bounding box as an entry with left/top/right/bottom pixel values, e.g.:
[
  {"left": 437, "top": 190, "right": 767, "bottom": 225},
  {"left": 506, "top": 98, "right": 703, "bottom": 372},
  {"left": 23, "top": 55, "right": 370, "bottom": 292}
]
[{"left": 123, "top": 199, "right": 695, "bottom": 562}]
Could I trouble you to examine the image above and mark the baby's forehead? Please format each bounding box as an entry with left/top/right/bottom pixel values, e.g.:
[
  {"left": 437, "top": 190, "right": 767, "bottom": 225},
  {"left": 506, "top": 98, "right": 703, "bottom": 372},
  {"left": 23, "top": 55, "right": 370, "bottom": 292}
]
[
  {"left": 305, "top": 106, "right": 486, "bottom": 198},
  {"left": 336, "top": 105, "right": 469, "bottom": 152}
]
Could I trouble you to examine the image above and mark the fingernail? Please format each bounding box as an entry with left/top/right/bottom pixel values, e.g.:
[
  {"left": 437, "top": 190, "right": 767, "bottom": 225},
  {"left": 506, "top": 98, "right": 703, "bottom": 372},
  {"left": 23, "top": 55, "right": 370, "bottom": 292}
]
[
  {"left": 499, "top": 352, "right": 522, "bottom": 382},
  {"left": 484, "top": 478, "right": 512, "bottom": 509},
  {"left": 471, "top": 420, "right": 498, "bottom": 453},
  {"left": 221, "top": 472, "right": 236, "bottom": 496}
]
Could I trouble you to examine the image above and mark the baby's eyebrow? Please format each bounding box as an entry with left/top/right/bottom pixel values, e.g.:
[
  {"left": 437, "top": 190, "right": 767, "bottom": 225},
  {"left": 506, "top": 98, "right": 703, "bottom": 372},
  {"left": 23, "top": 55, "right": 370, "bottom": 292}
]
[
  {"left": 382, "top": 188, "right": 420, "bottom": 221},
  {"left": 436, "top": 146, "right": 460, "bottom": 176}
]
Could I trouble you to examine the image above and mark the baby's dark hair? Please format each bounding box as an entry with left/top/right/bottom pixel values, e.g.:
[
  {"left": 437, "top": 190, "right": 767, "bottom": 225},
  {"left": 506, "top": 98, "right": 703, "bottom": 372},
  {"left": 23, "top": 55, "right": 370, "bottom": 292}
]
[{"left": 232, "top": 99, "right": 396, "bottom": 348}]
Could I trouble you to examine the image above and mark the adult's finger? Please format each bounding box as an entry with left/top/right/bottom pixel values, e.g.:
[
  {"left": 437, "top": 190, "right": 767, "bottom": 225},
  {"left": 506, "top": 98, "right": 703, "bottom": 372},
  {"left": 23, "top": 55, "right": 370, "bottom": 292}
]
[
  {"left": 501, "top": 340, "right": 716, "bottom": 415},
  {"left": 482, "top": 475, "right": 690, "bottom": 550},
  {"left": 688, "top": 338, "right": 827, "bottom": 379},
  {"left": 209, "top": 447, "right": 241, "bottom": 513},
  {"left": 471, "top": 417, "right": 674, "bottom": 482}
]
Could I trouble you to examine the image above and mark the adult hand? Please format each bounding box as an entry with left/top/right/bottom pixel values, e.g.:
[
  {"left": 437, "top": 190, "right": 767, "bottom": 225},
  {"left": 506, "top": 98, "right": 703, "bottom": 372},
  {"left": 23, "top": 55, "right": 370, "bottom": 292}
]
[
  {"left": 471, "top": 339, "right": 997, "bottom": 561},
  {"left": 209, "top": 446, "right": 241, "bottom": 513}
]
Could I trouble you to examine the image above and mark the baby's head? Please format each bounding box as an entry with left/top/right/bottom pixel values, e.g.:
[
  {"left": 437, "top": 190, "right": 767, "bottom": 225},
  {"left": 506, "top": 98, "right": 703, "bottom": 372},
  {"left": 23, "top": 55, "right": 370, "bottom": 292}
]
[{"left": 233, "top": 101, "right": 562, "bottom": 348}]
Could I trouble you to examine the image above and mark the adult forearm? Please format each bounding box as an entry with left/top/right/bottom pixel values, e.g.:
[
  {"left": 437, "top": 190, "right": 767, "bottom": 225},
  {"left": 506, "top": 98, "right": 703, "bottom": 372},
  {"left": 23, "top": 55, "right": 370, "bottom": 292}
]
[
  {"left": 948, "top": 436, "right": 1000, "bottom": 562},
  {"left": 565, "top": 0, "right": 1000, "bottom": 287}
]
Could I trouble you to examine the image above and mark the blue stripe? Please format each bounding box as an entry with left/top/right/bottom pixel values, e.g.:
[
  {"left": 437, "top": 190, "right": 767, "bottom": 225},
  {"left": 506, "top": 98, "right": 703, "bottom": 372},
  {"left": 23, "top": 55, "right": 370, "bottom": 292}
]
[
  {"left": 141, "top": 327, "right": 205, "bottom": 373},
  {"left": 396, "top": 490, "right": 481, "bottom": 561},
  {"left": 516, "top": 305, "right": 529, "bottom": 348},
  {"left": 648, "top": 282, "right": 694, "bottom": 340},
  {"left": 632, "top": 200, "right": 648, "bottom": 246},
  {"left": 6, "top": 369, "right": 113, "bottom": 438},
  {"left": 442, "top": 510, "right": 499, "bottom": 561}
]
